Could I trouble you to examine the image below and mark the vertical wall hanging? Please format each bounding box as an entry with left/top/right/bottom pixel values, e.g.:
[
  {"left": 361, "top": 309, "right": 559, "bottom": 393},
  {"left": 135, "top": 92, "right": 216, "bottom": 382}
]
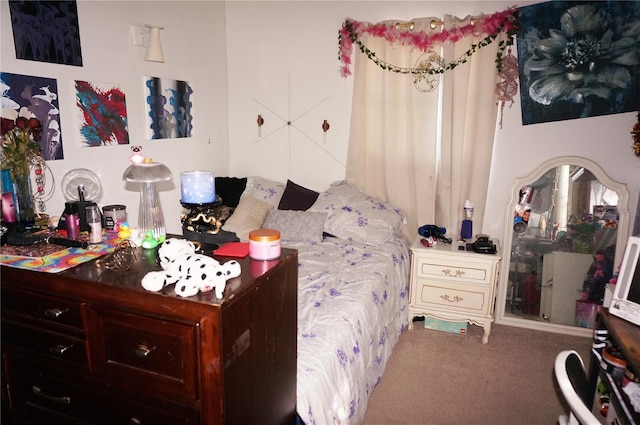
[
  {"left": 9, "top": 0, "right": 83, "bottom": 66},
  {"left": 144, "top": 76, "right": 193, "bottom": 139},
  {"left": 1, "top": 72, "right": 64, "bottom": 161},
  {"left": 517, "top": 1, "right": 640, "bottom": 125},
  {"left": 75, "top": 81, "right": 129, "bottom": 147}
]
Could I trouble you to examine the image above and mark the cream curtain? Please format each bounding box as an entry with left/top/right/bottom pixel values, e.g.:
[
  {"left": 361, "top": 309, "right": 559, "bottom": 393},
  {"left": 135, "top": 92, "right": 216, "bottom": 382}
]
[{"left": 346, "top": 15, "right": 503, "bottom": 241}]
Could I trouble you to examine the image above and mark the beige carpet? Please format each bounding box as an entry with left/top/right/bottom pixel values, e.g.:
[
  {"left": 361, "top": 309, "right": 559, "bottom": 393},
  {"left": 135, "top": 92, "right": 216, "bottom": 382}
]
[{"left": 362, "top": 321, "right": 594, "bottom": 425}]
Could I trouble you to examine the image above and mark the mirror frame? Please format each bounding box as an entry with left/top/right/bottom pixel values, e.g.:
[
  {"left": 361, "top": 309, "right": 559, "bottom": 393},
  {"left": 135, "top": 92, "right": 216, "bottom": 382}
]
[{"left": 495, "top": 155, "right": 630, "bottom": 336}]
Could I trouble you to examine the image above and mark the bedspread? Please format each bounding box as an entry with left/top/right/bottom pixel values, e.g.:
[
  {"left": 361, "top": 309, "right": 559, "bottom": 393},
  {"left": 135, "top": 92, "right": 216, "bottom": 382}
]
[{"left": 291, "top": 235, "right": 411, "bottom": 425}]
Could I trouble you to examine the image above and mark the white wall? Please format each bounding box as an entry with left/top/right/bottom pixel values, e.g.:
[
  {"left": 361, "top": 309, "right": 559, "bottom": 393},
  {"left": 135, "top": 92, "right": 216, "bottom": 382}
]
[
  {"left": 1, "top": 0, "right": 228, "bottom": 234},
  {"left": 2, "top": 0, "right": 638, "bottom": 241},
  {"left": 224, "top": 0, "right": 530, "bottom": 191},
  {"left": 486, "top": 89, "right": 640, "bottom": 242},
  {"left": 225, "top": 0, "right": 639, "bottom": 241}
]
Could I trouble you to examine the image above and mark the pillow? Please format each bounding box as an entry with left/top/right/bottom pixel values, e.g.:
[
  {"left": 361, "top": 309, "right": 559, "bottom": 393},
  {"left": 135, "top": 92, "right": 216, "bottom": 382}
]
[
  {"left": 263, "top": 210, "right": 327, "bottom": 243},
  {"left": 277, "top": 180, "right": 320, "bottom": 211},
  {"left": 215, "top": 177, "right": 247, "bottom": 207},
  {"left": 222, "top": 195, "right": 273, "bottom": 241},
  {"left": 308, "top": 180, "right": 405, "bottom": 245},
  {"left": 241, "top": 176, "right": 286, "bottom": 207}
]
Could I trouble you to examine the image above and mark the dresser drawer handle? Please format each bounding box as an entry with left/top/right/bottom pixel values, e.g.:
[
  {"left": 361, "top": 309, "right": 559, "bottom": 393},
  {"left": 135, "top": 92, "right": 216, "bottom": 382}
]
[
  {"left": 441, "top": 268, "right": 465, "bottom": 277},
  {"left": 32, "top": 385, "right": 71, "bottom": 404},
  {"left": 133, "top": 344, "right": 156, "bottom": 358},
  {"left": 44, "top": 308, "right": 69, "bottom": 319},
  {"left": 49, "top": 344, "right": 73, "bottom": 356},
  {"left": 441, "top": 294, "right": 464, "bottom": 303}
]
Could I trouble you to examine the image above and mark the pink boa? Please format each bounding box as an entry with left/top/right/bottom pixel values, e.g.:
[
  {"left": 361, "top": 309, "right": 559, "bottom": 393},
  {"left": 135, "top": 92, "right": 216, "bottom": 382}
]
[{"left": 339, "top": 7, "right": 519, "bottom": 77}]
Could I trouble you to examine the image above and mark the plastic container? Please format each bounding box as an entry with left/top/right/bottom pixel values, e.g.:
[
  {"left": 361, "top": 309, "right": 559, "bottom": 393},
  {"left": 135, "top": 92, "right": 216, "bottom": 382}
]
[
  {"left": 103, "top": 204, "right": 126, "bottom": 232},
  {"left": 249, "top": 229, "right": 281, "bottom": 260}
]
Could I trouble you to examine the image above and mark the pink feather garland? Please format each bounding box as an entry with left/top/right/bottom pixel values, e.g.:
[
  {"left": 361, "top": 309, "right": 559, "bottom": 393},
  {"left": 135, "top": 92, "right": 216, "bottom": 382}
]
[{"left": 338, "top": 6, "right": 519, "bottom": 77}]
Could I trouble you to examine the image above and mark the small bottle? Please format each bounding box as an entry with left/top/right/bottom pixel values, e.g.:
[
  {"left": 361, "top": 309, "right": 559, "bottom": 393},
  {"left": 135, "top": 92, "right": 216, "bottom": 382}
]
[
  {"left": 86, "top": 205, "right": 103, "bottom": 244},
  {"left": 461, "top": 200, "right": 474, "bottom": 239},
  {"left": 66, "top": 212, "right": 80, "bottom": 240}
]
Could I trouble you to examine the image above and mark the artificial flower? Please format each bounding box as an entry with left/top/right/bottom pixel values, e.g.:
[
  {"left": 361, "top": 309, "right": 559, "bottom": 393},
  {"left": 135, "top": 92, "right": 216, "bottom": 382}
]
[{"left": 1, "top": 116, "right": 42, "bottom": 183}]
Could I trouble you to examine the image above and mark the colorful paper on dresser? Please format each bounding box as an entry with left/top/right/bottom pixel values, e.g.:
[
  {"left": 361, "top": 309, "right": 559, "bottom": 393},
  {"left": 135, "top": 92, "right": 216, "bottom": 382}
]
[{"left": 1, "top": 233, "right": 120, "bottom": 273}]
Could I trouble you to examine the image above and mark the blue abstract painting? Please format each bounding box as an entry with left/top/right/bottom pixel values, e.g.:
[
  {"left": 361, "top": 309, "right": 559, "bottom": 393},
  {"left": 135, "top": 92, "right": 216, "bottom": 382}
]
[
  {"left": 144, "top": 76, "right": 193, "bottom": 139},
  {"left": 517, "top": 1, "right": 640, "bottom": 125}
]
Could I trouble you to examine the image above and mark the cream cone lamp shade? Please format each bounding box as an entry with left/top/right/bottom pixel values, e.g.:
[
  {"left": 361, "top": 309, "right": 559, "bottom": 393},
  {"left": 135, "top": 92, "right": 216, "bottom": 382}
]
[
  {"left": 145, "top": 25, "right": 164, "bottom": 63},
  {"left": 123, "top": 162, "right": 173, "bottom": 241}
]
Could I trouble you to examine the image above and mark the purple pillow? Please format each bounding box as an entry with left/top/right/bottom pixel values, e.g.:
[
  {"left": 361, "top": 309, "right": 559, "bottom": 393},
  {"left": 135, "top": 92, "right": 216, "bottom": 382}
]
[{"left": 277, "top": 180, "right": 319, "bottom": 211}]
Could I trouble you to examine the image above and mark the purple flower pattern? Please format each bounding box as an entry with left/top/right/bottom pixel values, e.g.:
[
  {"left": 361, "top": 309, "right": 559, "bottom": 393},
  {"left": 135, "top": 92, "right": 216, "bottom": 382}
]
[{"left": 295, "top": 233, "right": 411, "bottom": 424}]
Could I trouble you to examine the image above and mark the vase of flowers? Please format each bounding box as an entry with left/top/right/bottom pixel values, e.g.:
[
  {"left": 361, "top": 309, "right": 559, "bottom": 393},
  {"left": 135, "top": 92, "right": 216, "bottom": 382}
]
[
  {"left": 1, "top": 116, "right": 42, "bottom": 227},
  {"left": 567, "top": 214, "right": 601, "bottom": 254}
]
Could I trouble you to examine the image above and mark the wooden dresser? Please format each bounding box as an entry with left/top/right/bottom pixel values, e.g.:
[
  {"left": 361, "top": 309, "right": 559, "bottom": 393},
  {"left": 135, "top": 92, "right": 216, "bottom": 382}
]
[{"left": 1, "top": 245, "right": 298, "bottom": 425}]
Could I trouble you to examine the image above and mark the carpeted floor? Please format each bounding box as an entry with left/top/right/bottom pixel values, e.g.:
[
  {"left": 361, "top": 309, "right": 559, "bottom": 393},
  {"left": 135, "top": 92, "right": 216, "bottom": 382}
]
[{"left": 362, "top": 321, "right": 595, "bottom": 425}]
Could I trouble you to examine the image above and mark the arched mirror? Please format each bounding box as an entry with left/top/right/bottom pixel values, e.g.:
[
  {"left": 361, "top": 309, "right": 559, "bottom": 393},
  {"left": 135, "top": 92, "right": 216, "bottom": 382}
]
[{"left": 495, "top": 156, "right": 630, "bottom": 336}]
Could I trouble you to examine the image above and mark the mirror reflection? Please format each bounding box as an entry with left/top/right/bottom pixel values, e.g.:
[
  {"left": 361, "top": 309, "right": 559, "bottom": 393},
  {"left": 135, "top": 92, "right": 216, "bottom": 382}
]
[{"left": 500, "top": 158, "right": 629, "bottom": 334}]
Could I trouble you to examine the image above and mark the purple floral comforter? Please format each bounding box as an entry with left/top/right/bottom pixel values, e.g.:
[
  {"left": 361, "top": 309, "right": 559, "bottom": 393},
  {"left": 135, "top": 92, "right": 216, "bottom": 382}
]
[{"left": 291, "top": 235, "right": 411, "bottom": 424}]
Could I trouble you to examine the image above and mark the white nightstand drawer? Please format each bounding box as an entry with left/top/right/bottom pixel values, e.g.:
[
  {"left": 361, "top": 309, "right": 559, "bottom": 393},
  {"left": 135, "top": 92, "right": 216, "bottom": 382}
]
[
  {"left": 414, "top": 256, "right": 492, "bottom": 284},
  {"left": 413, "top": 278, "right": 489, "bottom": 313}
]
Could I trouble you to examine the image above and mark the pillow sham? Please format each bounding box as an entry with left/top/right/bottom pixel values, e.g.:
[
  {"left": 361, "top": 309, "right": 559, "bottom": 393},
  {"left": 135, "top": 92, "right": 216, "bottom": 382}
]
[
  {"left": 308, "top": 180, "right": 405, "bottom": 245},
  {"left": 263, "top": 210, "right": 327, "bottom": 243},
  {"left": 221, "top": 195, "right": 273, "bottom": 241},
  {"left": 241, "top": 176, "right": 286, "bottom": 208},
  {"left": 215, "top": 176, "right": 247, "bottom": 207},
  {"left": 277, "top": 179, "right": 320, "bottom": 211}
]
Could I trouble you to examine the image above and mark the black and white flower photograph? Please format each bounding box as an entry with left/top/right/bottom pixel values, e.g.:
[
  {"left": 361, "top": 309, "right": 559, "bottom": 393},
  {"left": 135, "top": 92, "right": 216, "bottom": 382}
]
[{"left": 517, "top": 1, "right": 640, "bottom": 125}]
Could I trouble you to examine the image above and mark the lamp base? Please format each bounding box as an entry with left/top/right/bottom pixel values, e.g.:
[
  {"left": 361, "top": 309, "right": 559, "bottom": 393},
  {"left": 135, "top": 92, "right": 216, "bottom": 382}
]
[{"left": 180, "top": 196, "right": 232, "bottom": 235}]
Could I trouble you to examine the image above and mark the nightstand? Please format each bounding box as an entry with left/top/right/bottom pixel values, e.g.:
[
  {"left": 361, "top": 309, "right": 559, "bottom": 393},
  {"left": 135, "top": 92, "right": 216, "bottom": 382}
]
[{"left": 408, "top": 236, "right": 502, "bottom": 344}]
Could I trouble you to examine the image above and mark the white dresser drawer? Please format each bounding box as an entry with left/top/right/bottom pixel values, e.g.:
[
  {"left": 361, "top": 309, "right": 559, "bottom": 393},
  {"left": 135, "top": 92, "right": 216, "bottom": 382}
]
[
  {"left": 412, "top": 278, "right": 490, "bottom": 314},
  {"left": 413, "top": 255, "right": 492, "bottom": 285}
]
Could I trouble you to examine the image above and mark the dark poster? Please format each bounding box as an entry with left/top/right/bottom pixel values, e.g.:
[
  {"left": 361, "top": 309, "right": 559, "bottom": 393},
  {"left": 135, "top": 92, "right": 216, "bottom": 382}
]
[
  {"left": 517, "top": 1, "right": 640, "bottom": 125},
  {"left": 9, "top": 0, "right": 83, "bottom": 66}
]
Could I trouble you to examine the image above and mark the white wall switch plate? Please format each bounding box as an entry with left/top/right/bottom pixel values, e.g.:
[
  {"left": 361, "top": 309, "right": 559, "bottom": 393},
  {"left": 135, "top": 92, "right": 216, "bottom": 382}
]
[{"left": 131, "top": 24, "right": 148, "bottom": 47}]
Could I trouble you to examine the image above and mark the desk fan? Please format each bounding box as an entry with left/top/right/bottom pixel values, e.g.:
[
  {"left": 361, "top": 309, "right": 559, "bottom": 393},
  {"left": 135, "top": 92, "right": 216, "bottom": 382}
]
[{"left": 58, "top": 168, "right": 103, "bottom": 232}]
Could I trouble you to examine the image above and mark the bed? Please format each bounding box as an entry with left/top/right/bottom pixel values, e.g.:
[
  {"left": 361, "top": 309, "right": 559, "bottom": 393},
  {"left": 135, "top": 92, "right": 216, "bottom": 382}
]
[{"left": 216, "top": 176, "right": 411, "bottom": 424}]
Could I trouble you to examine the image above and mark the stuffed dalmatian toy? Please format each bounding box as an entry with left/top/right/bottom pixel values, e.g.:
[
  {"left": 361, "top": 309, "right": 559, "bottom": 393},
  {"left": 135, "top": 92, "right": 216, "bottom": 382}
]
[{"left": 141, "top": 238, "right": 241, "bottom": 298}]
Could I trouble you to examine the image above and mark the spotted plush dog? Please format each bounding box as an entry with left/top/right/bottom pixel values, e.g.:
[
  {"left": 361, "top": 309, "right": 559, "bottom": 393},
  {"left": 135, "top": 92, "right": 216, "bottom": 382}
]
[{"left": 142, "top": 238, "right": 241, "bottom": 298}]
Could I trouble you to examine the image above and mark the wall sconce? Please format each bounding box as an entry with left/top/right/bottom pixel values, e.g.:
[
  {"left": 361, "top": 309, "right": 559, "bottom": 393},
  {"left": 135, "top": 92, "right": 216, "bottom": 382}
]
[
  {"left": 122, "top": 161, "right": 173, "bottom": 244},
  {"left": 145, "top": 25, "right": 165, "bottom": 63}
]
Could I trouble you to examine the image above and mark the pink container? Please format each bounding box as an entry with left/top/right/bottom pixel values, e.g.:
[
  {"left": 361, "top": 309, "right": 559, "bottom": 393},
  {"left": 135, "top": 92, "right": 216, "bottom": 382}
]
[{"left": 249, "top": 229, "right": 281, "bottom": 260}]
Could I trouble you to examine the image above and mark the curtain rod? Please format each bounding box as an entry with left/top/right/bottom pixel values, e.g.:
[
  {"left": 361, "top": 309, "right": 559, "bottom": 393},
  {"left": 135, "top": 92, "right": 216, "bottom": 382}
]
[{"left": 394, "top": 16, "right": 480, "bottom": 30}]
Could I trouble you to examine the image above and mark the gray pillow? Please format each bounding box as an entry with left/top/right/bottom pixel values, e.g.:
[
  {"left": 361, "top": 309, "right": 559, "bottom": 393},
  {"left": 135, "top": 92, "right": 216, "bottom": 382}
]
[{"left": 263, "top": 210, "right": 327, "bottom": 242}]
